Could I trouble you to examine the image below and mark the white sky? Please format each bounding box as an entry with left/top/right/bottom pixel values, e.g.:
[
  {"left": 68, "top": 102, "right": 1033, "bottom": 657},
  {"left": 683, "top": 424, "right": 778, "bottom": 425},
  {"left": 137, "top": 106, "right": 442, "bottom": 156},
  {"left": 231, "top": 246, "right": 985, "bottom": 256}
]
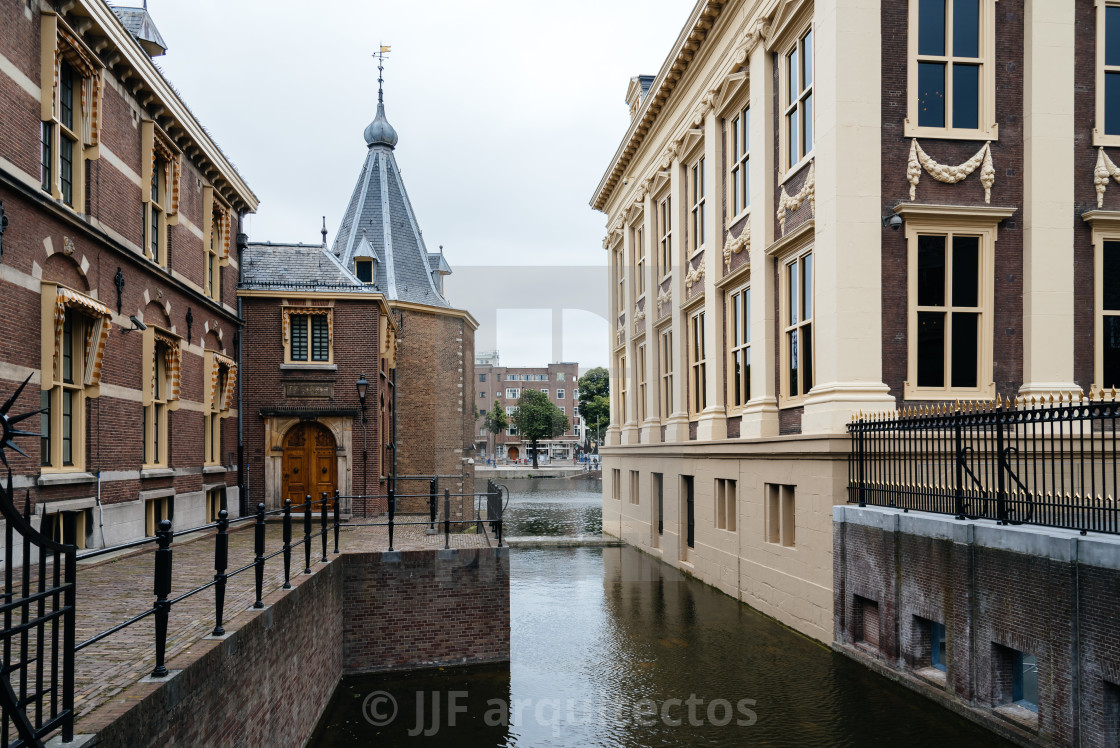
[{"left": 148, "top": 0, "right": 691, "bottom": 367}]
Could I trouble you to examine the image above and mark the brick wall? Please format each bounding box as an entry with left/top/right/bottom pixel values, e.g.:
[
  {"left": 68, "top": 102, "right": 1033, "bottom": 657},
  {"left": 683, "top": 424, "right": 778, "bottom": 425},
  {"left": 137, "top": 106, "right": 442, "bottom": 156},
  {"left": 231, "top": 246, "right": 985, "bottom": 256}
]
[
  {"left": 342, "top": 548, "right": 511, "bottom": 674},
  {"left": 80, "top": 547, "right": 510, "bottom": 746},
  {"left": 834, "top": 506, "right": 1120, "bottom": 747}
]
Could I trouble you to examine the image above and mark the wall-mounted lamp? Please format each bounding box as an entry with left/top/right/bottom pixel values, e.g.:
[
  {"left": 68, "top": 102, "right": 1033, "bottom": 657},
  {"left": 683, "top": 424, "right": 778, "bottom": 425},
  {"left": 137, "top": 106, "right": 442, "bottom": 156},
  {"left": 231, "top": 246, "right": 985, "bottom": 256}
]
[
  {"left": 121, "top": 315, "right": 147, "bottom": 334},
  {"left": 882, "top": 213, "right": 903, "bottom": 231},
  {"left": 356, "top": 374, "right": 369, "bottom": 424}
]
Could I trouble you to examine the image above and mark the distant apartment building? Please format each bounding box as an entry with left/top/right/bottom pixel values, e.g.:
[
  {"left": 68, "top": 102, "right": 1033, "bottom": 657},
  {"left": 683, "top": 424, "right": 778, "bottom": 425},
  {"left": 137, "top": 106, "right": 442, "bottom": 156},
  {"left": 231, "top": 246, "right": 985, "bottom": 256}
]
[
  {"left": 474, "top": 352, "right": 582, "bottom": 461},
  {"left": 593, "top": 0, "right": 1099, "bottom": 647}
]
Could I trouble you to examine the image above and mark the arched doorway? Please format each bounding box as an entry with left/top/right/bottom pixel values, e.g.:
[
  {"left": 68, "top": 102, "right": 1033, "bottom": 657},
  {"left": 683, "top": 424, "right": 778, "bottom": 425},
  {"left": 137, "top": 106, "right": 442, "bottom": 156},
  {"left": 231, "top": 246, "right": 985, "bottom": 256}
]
[
  {"left": 282, "top": 422, "right": 337, "bottom": 507},
  {"left": 507, "top": 445, "right": 520, "bottom": 462}
]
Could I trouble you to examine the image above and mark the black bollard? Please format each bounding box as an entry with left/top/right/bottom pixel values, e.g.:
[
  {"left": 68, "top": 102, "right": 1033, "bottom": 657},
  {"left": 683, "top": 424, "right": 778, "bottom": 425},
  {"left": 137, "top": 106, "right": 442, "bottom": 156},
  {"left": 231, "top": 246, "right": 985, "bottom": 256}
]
[
  {"left": 387, "top": 486, "right": 396, "bottom": 552},
  {"left": 333, "top": 489, "right": 341, "bottom": 554},
  {"left": 151, "top": 519, "right": 173, "bottom": 677},
  {"left": 282, "top": 499, "right": 292, "bottom": 589},
  {"left": 253, "top": 502, "right": 266, "bottom": 608},
  {"left": 303, "top": 494, "right": 312, "bottom": 574},
  {"left": 444, "top": 488, "right": 451, "bottom": 550},
  {"left": 212, "top": 510, "right": 229, "bottom": 635},
  {"left": 320, "top": 492, "right": 328, "bottom": 562}
]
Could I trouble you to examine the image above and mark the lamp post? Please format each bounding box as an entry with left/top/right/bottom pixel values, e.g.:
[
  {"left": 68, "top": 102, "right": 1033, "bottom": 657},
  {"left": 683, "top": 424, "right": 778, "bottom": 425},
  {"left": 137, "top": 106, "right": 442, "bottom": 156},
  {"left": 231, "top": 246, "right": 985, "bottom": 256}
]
[{"left": 356, "top": 375, "right": 369, "bottom": 501}]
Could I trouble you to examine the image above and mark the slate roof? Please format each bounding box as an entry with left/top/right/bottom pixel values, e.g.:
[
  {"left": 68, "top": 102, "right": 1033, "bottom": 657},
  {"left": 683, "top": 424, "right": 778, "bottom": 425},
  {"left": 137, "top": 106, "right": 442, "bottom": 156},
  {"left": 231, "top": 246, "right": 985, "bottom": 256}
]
[
  {"left": 240, "top": 242, "right": 378, "bottom": 293},
  {"left": 331, "top": 105, "right": 451, "bottom": 308},
  {"left": 110, "top": 6, "right": 168, "bottom": 55}
]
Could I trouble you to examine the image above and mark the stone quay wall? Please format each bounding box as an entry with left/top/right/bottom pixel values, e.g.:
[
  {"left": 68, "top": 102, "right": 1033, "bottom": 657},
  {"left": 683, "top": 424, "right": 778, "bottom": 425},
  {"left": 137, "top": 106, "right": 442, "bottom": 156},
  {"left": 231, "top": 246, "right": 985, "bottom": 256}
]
[
  {"left": 83, "top": 546, "right": 510, "bottom": 747},
  {"left": 833, "top": 505, "right": 1120, "bottom": 747}
]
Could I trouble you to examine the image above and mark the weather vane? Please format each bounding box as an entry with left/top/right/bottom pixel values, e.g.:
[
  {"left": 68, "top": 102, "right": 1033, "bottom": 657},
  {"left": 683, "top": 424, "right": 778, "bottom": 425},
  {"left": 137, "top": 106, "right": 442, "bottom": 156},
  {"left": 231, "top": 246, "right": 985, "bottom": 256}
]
[{"left": 374, "top": 44, "right": 391, "bottom": 103}]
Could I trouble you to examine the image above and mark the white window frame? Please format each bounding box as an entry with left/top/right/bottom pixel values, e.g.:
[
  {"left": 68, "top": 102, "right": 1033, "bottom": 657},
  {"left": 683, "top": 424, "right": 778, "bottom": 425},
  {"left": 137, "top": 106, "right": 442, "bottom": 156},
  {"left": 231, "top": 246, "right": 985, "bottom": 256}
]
[
  {"left": 657, "top": 192, "right": 673, "bottom": 280},
  {"left": 659, "top": 327, "right": 674, "bottom": 420},
  {"left": 1096, "top": 0, "right": 1120, "bottom": 146},
  {"left": 780, "top": 24, "right": 815, "bottom": 176},
  {"left": 905, "top": 0, "right": 999, "bottom": 141},
  {"left": 780, "top": 247, "right": 814, "bottom": 406},
  {"left": 688, "top": 155, "right": 706, "bottom": 256},
  {"left": 727, "top": 283, "right": 751, "bottom": 412},
  {"left": 617, "top": 353, "right": 628, "bottom": 424},
  {"left": 729, "top": 105, "right": 751, "bottom": 222},
  {"left": 636, "top": 343, "right": 647, "bottom": 423},
  {"left": 688, "top": 309, "right": 707, "bottom": 415},
  {"left": 902, "top": 208, "right": 1004, "bottom": 400}
]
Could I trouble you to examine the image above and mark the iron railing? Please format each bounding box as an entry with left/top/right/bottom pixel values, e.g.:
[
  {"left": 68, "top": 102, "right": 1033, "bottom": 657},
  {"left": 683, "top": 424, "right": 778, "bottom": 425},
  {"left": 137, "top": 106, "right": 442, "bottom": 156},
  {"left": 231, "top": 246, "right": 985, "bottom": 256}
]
[
  {"left": 2, "top": 480, "right": 508, "bottom": 747},
  {"left": 0, "top": 471, "right": 75, "bottom": 748},
  {"left": 848, "top": 391, "right": 1120, "bottom": 535}
]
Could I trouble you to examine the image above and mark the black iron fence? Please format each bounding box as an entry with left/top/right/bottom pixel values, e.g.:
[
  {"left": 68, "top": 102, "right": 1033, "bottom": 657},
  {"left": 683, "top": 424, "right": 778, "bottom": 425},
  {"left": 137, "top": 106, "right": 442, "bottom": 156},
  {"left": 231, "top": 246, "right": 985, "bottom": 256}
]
[
  {"left": 1, "top": 479, "right": 508, "bottom": 747},
  {"left": 848, "top": 391, "right": 1120, "bottom": 535}
]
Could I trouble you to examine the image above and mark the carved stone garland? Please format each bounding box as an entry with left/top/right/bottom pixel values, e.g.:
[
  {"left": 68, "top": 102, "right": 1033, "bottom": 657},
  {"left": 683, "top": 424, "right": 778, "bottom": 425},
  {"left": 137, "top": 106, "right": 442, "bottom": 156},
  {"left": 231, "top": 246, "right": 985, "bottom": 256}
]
[
  {"left": 777, "top": 163, "right": 815, "bottom": 235},
  {"left": 684, "top": 264, "right": 706, "bottom": 290},
  {"left": 907, "top": 139, "right": 995, "bottom": 204},
  {"left": 656, "top": 287, "right": 672, "bottom": 314},
  {"left": 1094, "top": 147, "right": 1120, "bottom": 208},
  {"left": 723, "top": 224, "right": 750, "bottom": 271}
]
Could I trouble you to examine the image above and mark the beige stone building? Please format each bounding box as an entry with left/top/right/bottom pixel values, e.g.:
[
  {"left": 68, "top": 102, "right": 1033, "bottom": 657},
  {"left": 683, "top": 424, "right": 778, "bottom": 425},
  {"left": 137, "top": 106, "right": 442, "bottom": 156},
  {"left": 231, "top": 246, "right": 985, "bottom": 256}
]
[{"left": 593, "top": 0, "right": 1090, "bottom": 643}]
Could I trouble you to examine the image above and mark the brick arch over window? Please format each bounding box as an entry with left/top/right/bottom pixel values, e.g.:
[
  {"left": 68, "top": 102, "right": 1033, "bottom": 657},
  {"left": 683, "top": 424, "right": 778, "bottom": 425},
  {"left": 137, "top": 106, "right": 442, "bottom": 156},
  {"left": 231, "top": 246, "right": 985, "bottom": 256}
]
[
  {"left": 202, "top": 330, "right": 221, "bottom": 352},
  {"left": 41, "top": 253, "right": 88, "bottom": 292},
  {"left": 142, "top": 300, "right": 171, "bottom": 327}
]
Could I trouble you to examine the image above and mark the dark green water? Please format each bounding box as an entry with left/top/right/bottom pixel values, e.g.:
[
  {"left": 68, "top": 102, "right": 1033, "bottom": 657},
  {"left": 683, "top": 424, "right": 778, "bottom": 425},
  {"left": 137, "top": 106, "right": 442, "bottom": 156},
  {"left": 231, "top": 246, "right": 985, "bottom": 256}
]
[{"left": 308, "top": 478, "right": 1004, "bottom": 747}]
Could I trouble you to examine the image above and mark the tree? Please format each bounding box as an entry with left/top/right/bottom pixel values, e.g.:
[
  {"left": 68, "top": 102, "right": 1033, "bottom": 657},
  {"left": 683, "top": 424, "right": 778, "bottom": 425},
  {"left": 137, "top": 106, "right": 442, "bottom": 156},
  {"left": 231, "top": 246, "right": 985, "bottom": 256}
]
[
  {"left": 577, "top": 367, "right": 610, "bottom": 452},
  {"left": 483, "top": 401, "right": 507, "bottom": 460},
  {"left": 512, "top": 389, "right": 569, "bottom": 468}
]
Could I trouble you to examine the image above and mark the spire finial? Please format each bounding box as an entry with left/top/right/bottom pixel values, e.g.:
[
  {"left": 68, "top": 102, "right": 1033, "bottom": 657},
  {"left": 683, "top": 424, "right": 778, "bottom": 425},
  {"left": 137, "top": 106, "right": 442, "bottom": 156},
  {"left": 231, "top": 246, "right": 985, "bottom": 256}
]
[
  {"left": 364, "top": 45, "right": 398, "bottom": 149},
  {"left": 321, "top": 216, "right": 327, "bottom": 246}
]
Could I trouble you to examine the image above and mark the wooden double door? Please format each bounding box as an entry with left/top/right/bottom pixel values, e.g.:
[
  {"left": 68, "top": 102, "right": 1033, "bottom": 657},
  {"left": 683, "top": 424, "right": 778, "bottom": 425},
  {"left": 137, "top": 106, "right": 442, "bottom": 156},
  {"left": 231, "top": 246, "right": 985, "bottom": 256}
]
[{"left": 282, "top": 422, "right": 337, "bottom": 507}]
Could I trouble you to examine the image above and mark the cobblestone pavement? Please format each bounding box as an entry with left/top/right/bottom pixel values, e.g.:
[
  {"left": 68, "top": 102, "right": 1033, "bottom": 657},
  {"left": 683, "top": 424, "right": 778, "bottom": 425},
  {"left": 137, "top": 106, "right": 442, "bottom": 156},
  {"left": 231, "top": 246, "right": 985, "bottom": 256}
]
[{"left": 64, "top": 519, "right": 492, "bottom": 725}]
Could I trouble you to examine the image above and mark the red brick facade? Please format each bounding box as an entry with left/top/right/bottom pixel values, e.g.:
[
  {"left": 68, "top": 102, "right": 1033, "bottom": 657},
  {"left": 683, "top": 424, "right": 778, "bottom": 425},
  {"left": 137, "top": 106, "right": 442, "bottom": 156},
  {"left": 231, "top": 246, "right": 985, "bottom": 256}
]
[{"left": 0, "top": 0, "right": 255, "bottom": 544}]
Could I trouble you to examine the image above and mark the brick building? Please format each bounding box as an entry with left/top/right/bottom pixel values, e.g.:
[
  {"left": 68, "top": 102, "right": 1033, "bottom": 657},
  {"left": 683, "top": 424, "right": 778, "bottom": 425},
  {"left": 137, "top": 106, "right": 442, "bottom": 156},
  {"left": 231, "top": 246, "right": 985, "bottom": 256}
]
[
  {"left": 239, "top": 74, "right": 477, "bottom": 515},
  {"left": 593, "top": 0, "right": 1111, "bottom": 665},
  {"left": 473, "top": 352, "right": 582, "bottom": 462},
  {"left": 0, "top": 0, "right": 256, "bottom": 547}
]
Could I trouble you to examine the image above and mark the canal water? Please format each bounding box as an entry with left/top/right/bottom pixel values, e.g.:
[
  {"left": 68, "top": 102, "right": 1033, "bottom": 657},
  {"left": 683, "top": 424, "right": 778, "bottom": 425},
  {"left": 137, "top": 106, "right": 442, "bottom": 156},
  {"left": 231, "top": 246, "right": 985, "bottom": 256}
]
[{"left": 309, "top": 477, "right": 1004, "bottom": 747}]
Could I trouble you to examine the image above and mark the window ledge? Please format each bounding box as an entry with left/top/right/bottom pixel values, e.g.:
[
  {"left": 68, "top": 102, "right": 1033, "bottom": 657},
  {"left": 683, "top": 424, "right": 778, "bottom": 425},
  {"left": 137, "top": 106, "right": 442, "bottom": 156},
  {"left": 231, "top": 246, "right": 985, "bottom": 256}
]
[
  {"left": 37, "top": 472, "right": 96, "bottom": 487},
  {"left": 726, "top": 209, "right": 750, "bottom": 229},
  {"left": 140, "top": 468, "right": 174, "bottom": 480},
  {"left": 280, "top": 364, "right": 338, "bottom": 372},
  {"left": 202, "top": 465, "right": 227, "bottom": 476},
  {"left": 914, "top": 666, "right": 947, "bottom": 688},
  {"left": 904, "top": 121, "right": 999, "bottom": 142},
  {"left": 1092, "top": 129, "right": 1120, "bottom": 148},
  {"left": 992, "top": 703, "right": 1038, "bottom": 731}
]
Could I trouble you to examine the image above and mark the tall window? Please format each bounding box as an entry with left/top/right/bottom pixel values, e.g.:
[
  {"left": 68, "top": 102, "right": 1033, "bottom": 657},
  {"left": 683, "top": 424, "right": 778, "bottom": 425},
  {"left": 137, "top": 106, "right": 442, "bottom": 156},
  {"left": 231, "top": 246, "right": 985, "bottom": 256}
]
[
  {"left": 204, "top": 355, "right": 234, "bottom": 466},
  {"left": 784, "top": 28, "right": 814, "bottom": 169},
  {"left": 783, "top": 252, "right": 813, "bottom": 401},
  {"left": 689, "top": 156, "right": 706, "bottom": 253},
  {"left": 207, "top": 210, "right": 221, "bottom": 300},
  {"left": 730, "top": 106, "right": 750, "bottom": 217},
  {"left": 41, "top": 59, "right": 85, "bottom": 208},
  {"left": 287, "top": 312, "right": 331, "bottom": 363},
  {"left": 914, "top": 233, "right": 983, "bottom": 391},
  {"left": 1102, "top": 240, "right": 1120, "bottom": 388},
  {"left": 143, "top": 340, "right": 169, "bottom": 467},
  {"left": 637, "top": 344, "right": 647, "bottom": 422},
  {"left": 633, "top": 225, "right": 646, "bottom": 297},
  {"left": 614, "top": 245, "right": 625, "bottom": 318},
  {"left": 617, "top": 354, "right": 628, "bottom": 424},
  {"left": 1098, "top": 1, "right": 1120, "bottom": 143},
  {"left": 144, "top": 153, "right": 166, "bottom": 266},
  {"left": 659, "top": 328, "right": 674, "bottom": 418},
  {"left": 658, "top": 195, "right": 672, "bottom": 278},
  {"left": 689, "top": 310, "right": 707, "bottom": 414},
  {"left": 728, "top": 286, "right": 751, "bottom": 409},
  {"left": 42, "top": 315, "right": 86, "bottom": 469},
  {"left": 909, "top": 0, "right": 996, "bottom": 139}
]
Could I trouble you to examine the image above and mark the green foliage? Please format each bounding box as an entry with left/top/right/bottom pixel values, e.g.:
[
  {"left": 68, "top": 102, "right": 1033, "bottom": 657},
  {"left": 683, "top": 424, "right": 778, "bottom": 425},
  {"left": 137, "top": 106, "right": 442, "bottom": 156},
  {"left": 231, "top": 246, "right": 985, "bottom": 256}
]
[
  {"left": 577, "top": 367, "right": 610, "bottom": 444},
  {"left": 512, "top": 389, "right": 569, "bottom": 468},
  {"left": 483, "top": 400, "right": 508, "bottom": 435}
]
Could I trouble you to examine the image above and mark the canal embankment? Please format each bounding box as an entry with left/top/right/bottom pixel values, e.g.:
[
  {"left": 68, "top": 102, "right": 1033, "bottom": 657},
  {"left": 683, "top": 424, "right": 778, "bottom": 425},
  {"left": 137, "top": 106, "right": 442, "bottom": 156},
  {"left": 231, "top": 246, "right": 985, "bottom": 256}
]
[{"left": 77, "top": 543, "right": 509, "bottom": 747}]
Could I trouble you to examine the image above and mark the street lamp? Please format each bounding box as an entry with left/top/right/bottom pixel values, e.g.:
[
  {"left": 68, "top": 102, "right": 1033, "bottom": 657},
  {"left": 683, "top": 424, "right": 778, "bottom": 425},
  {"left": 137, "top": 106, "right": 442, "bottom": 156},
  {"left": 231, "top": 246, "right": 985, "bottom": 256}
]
[{"left": 355, "top": 374, "right": 369, "bottom": 423}]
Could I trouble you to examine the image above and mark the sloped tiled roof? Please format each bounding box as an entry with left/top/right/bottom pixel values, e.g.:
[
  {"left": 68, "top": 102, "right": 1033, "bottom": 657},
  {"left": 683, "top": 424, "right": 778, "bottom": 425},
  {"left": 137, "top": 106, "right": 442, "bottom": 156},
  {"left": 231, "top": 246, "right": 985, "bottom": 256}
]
[{"left": 241, "top": 242, "right": 378, "bottom": 293}]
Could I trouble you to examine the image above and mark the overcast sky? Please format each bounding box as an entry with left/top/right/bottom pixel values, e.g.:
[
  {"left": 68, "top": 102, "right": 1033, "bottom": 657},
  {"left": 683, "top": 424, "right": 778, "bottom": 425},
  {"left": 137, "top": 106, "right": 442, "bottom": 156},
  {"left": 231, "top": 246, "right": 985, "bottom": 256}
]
[{"left": 148, "top": 0, "right": 690, "bottom": 368}]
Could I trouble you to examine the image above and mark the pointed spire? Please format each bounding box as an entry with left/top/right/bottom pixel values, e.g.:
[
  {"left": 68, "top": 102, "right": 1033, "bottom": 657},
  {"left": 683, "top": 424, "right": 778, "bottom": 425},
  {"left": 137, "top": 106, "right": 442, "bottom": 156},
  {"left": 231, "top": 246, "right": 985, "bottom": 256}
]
[
  {"left": 321, "top": 216, "right": 328, "bottom": 247},
  {"left": 364, "top": 45, "right": 398, "bottom": 149}
]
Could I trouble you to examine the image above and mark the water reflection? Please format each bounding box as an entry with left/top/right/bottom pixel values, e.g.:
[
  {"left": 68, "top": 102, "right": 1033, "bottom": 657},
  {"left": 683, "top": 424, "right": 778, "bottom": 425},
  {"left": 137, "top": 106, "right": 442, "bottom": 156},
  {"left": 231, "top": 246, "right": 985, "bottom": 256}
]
[
  {"left": 310, "top": 481, "right": 1006, "bottom": 747},
  {"left": 499, "top": 477, "right": 602, "bottom": 537}
]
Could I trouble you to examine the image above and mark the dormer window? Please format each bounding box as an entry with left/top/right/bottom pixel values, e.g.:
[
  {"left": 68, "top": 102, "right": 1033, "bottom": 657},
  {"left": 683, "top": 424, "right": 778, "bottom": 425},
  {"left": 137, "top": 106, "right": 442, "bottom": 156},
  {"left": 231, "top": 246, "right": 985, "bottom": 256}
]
[{"left": 356, "top": 259, "right": 373, "bottom": 283}]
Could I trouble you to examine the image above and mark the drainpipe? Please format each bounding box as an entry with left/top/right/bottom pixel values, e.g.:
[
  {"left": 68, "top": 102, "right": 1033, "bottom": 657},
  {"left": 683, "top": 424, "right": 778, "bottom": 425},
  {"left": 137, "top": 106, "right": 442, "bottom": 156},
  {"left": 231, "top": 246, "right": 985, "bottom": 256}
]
[{"left": 236, "top": 216, "right": 248, "bottom": 516}]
